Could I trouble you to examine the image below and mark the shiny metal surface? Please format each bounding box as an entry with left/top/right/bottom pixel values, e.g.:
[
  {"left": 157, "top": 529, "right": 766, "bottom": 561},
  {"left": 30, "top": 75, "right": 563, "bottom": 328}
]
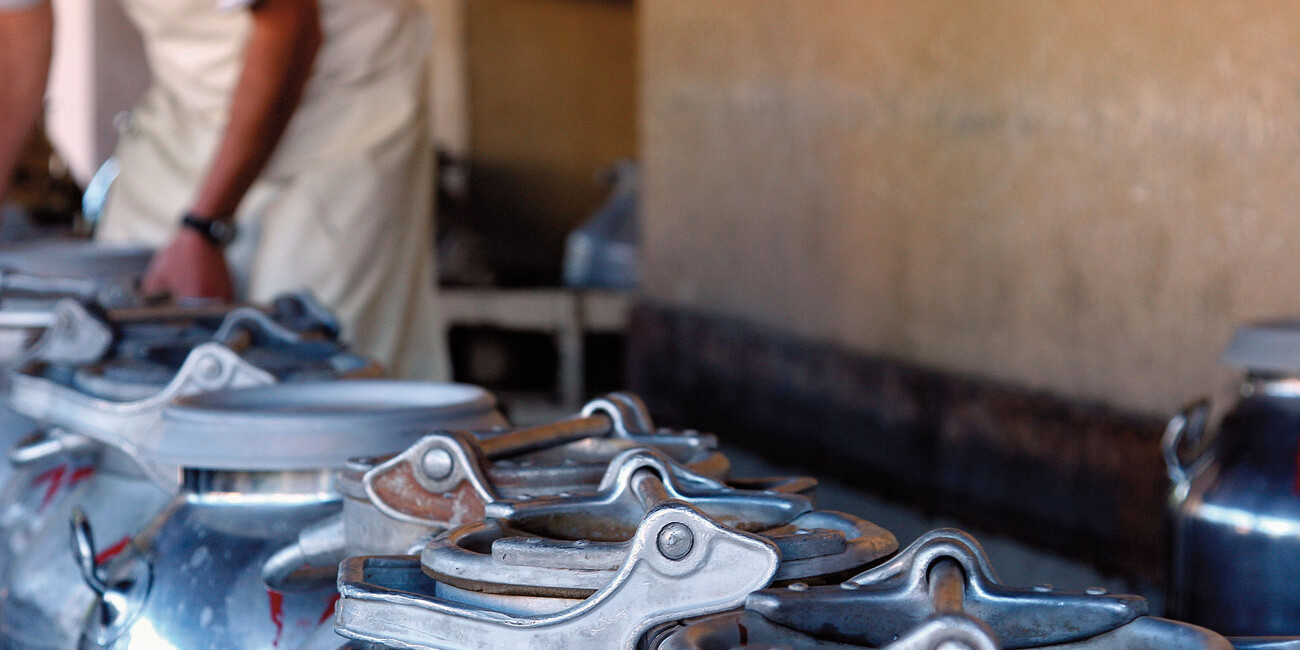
[
  {"left": 0, "top": 445, "right": 169, "bottom": 649},
  {"left": 0, "top": 296, "right": 392, "bottom": 649},
  {"left": 71, "top": 377, "right": 504, "bottom": 650},
  {"left": 81, "top": 472, "right": 344, "bottom": 649},
  {"left": 335, "top": 502, "right": 781, "bottom": 650},
  {"left": 417, "top": 449, "right": 893, "bottom": 598},
  {"left": 1167, "top": 388, "right": 1300, "bottom": 635},
  {"left": 653, "top": 529, "right": 1238, "bottom": 649},
  {"left": 361, "top": 395, "right": 730, "bottom": 533}
]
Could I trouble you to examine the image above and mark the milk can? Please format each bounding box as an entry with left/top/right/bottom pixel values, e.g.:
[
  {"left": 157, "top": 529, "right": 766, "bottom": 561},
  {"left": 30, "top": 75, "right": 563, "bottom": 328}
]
[
  {"left": 78, "top": 380, "right": 505, "bottom": 649},
  {"left": 0, "top": 303, "right": 373, "bottom": 648},
  {"left": 0, "top": 241, "right": 153, "bottom": 486},
  {"left": 1166, "top": 321, "right": 1300, "bottom": 635}
]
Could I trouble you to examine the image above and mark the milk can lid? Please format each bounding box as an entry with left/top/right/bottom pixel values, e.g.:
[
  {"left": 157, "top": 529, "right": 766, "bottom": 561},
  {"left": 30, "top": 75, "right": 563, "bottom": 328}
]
[
  {"left": 0, "top": 241, "right": 153, "bottom": 278},
  {"left": 143, "top": 380, "right": 504, "bottom": 470},
  {"left": 1222, "top": 320, "right": 1300, "bottom": 374}
]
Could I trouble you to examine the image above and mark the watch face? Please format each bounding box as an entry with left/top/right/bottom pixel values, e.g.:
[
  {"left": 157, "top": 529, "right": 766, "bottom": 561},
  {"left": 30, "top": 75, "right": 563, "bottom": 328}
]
[
  {"left": 183, "top": 215, "right": 237, "bottom": 246},
  {"left": 209, "top": 220, "right": 236, "bottom": 245}
]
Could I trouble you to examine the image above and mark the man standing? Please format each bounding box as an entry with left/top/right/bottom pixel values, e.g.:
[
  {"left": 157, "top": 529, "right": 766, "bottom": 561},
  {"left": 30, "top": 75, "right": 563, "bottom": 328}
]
[{"left": 0, "top": 0, "right": 448, "bottom": 380}]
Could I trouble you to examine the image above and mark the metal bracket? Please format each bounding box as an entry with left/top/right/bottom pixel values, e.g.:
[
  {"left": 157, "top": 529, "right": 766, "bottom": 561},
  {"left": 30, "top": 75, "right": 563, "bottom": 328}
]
[
  {"left": 421, "top": 449, "right": 894, "bottom": 597},
  {"left": 336, "top": 502, "right": 781, "bottom": 650},
  {"left": 744, "top": 528, "right": 1147, "bottom": 649},
  {"left": 19, "top": 299, "right": 114, "bottom": 365},
  {"left": 363, "top": 430, "right": 503, "bottom": 530},
  {"left": 580, "top": 391, "right": 655, "bottom": 437},
  {"left": 360, "top": 398, "right": 727, "bottom": 530},
  {"left": 9, "top": 342, "right": 275, "bottom": 486}
]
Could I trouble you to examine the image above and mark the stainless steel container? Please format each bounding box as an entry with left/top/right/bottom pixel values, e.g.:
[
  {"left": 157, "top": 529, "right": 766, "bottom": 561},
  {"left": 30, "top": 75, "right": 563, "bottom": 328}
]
[
  {"left": 79, "top": 380, "right": 505, "bottom": 649},
  {"left": 1166, "top": 321, "right": 1300, "bottom": 635},
  {"left": 0, "top": 306, "right": 374, "bottom": 648},
  {"left": 0, "top": 242, "right": 153, "bottom": 487}
]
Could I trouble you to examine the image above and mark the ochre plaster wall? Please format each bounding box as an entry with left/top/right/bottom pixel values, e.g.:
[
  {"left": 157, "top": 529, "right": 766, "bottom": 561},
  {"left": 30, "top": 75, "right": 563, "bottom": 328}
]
[
  {"left": 467, "top": 0, "right": 638, "bottom": 283},
  {"left": 640, "top": 0, "right": 1300, "bottom": 414}
]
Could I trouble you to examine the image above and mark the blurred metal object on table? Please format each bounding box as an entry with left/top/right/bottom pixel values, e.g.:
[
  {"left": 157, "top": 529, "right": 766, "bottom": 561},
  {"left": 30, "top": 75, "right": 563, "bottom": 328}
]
[{"left": 1166, "top": 320, "right": 1300, "bottom": 635}]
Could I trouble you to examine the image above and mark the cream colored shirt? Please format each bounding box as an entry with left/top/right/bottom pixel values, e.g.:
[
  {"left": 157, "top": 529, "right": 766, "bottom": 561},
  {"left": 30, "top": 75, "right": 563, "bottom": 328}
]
[{"left": 97, "top": 0, "right": 448, "bottom": 380}]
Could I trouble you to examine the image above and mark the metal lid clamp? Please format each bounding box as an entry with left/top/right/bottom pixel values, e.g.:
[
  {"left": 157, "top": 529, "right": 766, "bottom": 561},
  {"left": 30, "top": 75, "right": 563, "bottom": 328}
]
[
  {"left": 419, "top": 448, "right": 896, "bottom": 598},
  {"left": 264, "top": 414, "right": 641, "bottom": 593},
  {"left": 360, "top": 394, "right": 732, "bottom": 529},
  {"left": 2, "top": 298, "right": 115, "bottom": 366},
  {"left": 652, "top": 528, "right": 1237, "bottom": 649},
  {"left": 335, "top": 502, "right": 782, "bottom": 650},
  {"left": 8, "top": 343, "right": 274, "bottom": 484}
]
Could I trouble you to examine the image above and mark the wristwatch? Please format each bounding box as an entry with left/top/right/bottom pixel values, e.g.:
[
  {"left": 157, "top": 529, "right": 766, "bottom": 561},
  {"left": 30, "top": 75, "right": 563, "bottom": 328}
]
[{"left": 180, "top": 213, "right": 237, "bottom": 248}]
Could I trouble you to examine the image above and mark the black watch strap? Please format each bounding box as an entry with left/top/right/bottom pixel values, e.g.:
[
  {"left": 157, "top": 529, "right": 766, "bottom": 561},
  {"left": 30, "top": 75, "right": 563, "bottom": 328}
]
[{"left": 180, "top": 213, "right": 237, "bottom": 247}]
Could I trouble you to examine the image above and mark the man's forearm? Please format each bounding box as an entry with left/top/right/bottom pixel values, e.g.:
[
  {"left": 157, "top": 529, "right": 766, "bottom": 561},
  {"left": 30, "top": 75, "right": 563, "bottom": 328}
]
[
  {"left": 0, "top": 1, "right": 54, "bottom": 203},
  {"left": 188, "top": 0, "right": 321, "bottom": 221}
]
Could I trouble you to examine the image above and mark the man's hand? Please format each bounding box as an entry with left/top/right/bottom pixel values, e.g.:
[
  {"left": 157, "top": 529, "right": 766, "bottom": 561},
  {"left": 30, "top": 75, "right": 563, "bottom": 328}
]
[{"left": 141, "top": 228, "right": 235, "bottom": 302}]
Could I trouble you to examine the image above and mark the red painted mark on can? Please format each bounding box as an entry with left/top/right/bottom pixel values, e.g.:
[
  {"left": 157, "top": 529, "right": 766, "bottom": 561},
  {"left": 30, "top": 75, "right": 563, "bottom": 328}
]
[
  {"left": 318, "top": 593, "right": 341, "bottom": 624},
  {"left": 70, "top": 466, "right": 95, "bottom": 486},
  {"left": 737, "top": 621, "right": 748, "bottom": 644},
  {"left": 32, "top": 466, "right": 66, "bottom": 510},
  {"left": 94, "top": 536, "right": 131, "bottom": 565},
  {"left": 29, "top": 464, "right": 96, "bottom": 511},
  {"left": 268, "top": 589, "right": 286, "bottom": 648}
]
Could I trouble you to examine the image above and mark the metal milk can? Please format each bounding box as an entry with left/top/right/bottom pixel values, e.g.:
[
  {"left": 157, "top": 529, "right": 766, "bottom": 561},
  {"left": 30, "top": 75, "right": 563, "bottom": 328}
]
[
  {"left": 0, "top": 302, "right": 373, "bottom": 648},
  {"left": 1166, "top": 321, "right": 1300, "bottom": 635},
  {"left": 78, "top": 380, "right": 505, "bottom": 649},
  {"left": 0, "top": 242, "right": 153, "bottom": 487}
]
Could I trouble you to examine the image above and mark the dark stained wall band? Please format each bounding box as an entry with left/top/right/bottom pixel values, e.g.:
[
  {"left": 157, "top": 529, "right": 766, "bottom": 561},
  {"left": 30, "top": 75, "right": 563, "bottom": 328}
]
[{"left": 628, "top": 302, "right": 1170, "bottom": 584}]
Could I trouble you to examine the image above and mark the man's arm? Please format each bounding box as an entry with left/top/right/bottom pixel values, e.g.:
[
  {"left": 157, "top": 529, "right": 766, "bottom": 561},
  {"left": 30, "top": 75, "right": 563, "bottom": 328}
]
[
  {"left": 0, "top": 1, "right": 54, "bottom": 204},
  {"left": 143, "top": 0, "right": 322, "bottom": 300}
]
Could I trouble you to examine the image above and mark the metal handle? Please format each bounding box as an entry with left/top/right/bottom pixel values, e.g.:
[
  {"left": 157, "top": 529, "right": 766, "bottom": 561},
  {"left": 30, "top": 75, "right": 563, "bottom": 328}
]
[
  {"left": 211, "top": 307, "right": 305, "bottom": 347},
  {"left": 1164, "top": 398, "right": 1212, "bottom": 486},
  {"left": 9, "top": 428, "right": 97, "bottom": 467},
  {"left": 262, "top": 515, "right": 348, "bottom": 591},
  {"left": 71, "top": 508, "right": 110, "bottom": 595},
  {"left": 581, "top": 392, "right": 656, "bottom": 437},
  {"left": 486, "top": 448, "right": 795, "bottom": 542},
  {"left": 476, "top": 414, "right": 614, "bottom": 459},
  {"left": 70, "top": 509, "right": 153, "bottom": 647}
]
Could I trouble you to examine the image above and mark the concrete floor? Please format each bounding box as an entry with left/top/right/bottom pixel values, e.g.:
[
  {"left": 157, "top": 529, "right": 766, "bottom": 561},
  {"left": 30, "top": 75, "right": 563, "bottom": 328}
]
[{"left": 500, "top": 392, "right": 1161, "bottom": 612}]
